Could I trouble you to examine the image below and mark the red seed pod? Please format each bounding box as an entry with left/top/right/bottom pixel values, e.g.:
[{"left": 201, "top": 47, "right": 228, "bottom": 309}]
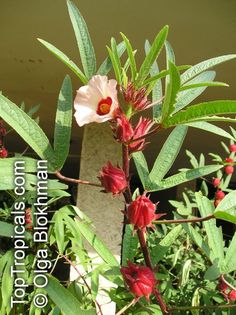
[
  {"left": 120, "top": 261, "right": 156, "bottom": 300},
  {"left": 0, "top": 147, "right": 8, "bottom": 158},
  {"left": 228, "top": 290, "right": 236, "bottom": 301},
  {"left": 99, "top": 161, "right": 127, "bottom": 195},
  {"left": 218, "top": 280, "right": 228, "bottom": 292},
  {"left": 25, "top": 208, "right": 33, "bottom": 230},
  {"left": 123, "top": 83, "right": 151, "bottom": 111},
  {"left": 225, "top": 165, "right": 234, "bottom": 175},
  {"left": 229, "top": 144, "right": 236, "bottom": 153},
  {"left": 214, "top": 199, "right": 221, "bottom": 208},
  {"left": 215, "top": 190, "right": 225, "bottom": 200},
  {"left": 225, "top": 157, "right": 234, "bottom": 164},
  {"left": 127, "top": 193, "right": 164, "bottom": 231},
  {"left": 212, "top": 177, "right": 221, "bottom": 187}
]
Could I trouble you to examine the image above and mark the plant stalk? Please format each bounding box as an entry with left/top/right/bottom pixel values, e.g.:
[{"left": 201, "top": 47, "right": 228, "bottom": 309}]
[
  {"left": 55, "top": 170, "right": 102, "bottom": 187},
  {"left": 153, "top": 214, "right": 215, "bottom": 225}
]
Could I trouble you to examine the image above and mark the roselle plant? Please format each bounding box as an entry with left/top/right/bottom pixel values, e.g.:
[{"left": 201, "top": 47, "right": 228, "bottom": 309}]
[{"left": 0, "top": 0, "right": 236, "bottom": 314}]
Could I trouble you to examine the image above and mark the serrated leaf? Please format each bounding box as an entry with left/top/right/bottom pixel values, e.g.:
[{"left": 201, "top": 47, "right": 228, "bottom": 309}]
[
  {"left": 186, "top": 121, "right": 235, "bottom": 141},
  {"left": 181, "top": 54, "right": 236, "bottom": 84},
  {"left": 151, "top": 225, "right": 183, "bottom": 265},
  {"left": 97, "top": 42, "right": 126, "bottom": 75},
  {"left": 0, "top": 94, "right": 56, "bottom": 171},
  {"left": 45, "top": 275, "right": 95, "bottom": 315},
  {"left": 74, "top": 219, "right": 119, "bottom": 267},
  {"left": 132, "top": 151, "right": 151, "bottom": 189},
  {"left": 121, "top": 225, "right": 138, "bottom": 265},
  {"left": 147, "top": 165, "right": 222, "bottom": 192},
  {"left": 67, "top": 0, "right": 96, "bottom": 78},
  {"left": 195, "top": 192, "right": 225, "bottom": 265},
  {"left": 162, "top": 100, "right": 236, "bottom": 128},
  {"left": 149, "top": 126, "right": 187, "bottom": 184},
  {"left": 54, "top": 75, "right": 73, "bottom": 170},
  {"left": 136, "top": 25, "right": 169, "bottom": 87},
  {"left": 214, "top": 190, "right": 236, "bottom": 224},
  {"left": 161, "top": 61, "right": 181, "bottom": 121},
  {"left": 38, "top": 38, "right": 87, "bottom": 83}
]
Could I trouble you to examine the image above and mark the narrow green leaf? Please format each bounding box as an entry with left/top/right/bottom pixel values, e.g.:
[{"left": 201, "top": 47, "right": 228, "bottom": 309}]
[
  {"left": 97, "top": 42, "right": 126, "bottom": 75},
  {"left": 186, "top": 121, "right": 235, "bottom": 141},
  {"left": 195, "top": 192, "right": 225, "bottom": 265},
  {"left": 181, "top": 54, "right": 236, "bottom": 84},
  {"left": 54, "top": 213, "right": 65, "bottom": 254},
  {"left": 54, "top": 75, "right": 73, "bottom": 170},
  {"left": 0, "top": 221, "right": 14, "bottom": 238},
  {"left": 147, "top": 165, "right": 222, "bottom": 192},
  {"left": 67, "top": 0, "right": 96, "bottom": 78},
  {"left": 132, "top": 151, "right": 151, "bottom": 189},
  {"left": 161, "top": 61, "right": 181, "bottom": 121},
  {"left": 180, "top": 81, "right": 228, "bottom": 91},
  {"left": 2, "top": 251, "right": 14, "bottom": 310},
  {"left": 0, "top": 94, "right": 56, "bottom": 171},
  {"left": 45, "top": 275, "right": 95, "bottom": 315},
  {"left": 107, "top": 46, "right": 122, "bottom": 84},
  {"left": 120, "top": 33, "right": 137, "bottom": 81},
  {"left": 151, "top": 225, "right": 183, "bottom": 265},
  {"left": 121, "top": 225, "right": 138, "bottom": 265},
  {"left": 75, "top": 219, "right": 119, "bottom": 266},
  {"left": 149, "top": 126, "right": 188, "bottom": 184},
  {"left": 162, "top": 100, "right": 236, "bottom": 128},
  {"left": 214, "top": 190, "right": 236, "bottom": 224},
  {"left": 136, "top": 25, "right": 169, "bottom": 86},
  {"left": 111, "top": 38, "right": 123, "bottom": 83},
  {"left": 224, "top": 233, "right": 236, "bottom": 273},
  {"left": 37, "top": 38, "right": 87, "bottom": 84},
  {"left": 174, "top": 71, "right": 216, "bottom": 113}
]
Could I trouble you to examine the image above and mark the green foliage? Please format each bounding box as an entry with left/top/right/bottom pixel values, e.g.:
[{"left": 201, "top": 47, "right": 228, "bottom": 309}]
[{"left": 214, "top": 190, "right": 236, "bottom": 224}]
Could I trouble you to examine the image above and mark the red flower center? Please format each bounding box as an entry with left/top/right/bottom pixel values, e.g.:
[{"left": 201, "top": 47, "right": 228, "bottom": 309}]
[{"left": 97, "top": 97, "right": 112, "bottom": 116}]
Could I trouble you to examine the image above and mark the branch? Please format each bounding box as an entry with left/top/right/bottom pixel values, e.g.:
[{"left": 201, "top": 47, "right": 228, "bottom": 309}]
[
  {"left": 55, "top": 170, "right": 102, "bottom": 188},
  {"left": 153, "top": 214, "right": 214, "bottom": 225},
  {"left": 116, "top": 298, "right": 137, "bottom": 315},
  {"left": 61, "top": 254, "right": 104, "bottom": 315},
  {"left": 220, "top": 275, "right": 236, "bottom": 291}
]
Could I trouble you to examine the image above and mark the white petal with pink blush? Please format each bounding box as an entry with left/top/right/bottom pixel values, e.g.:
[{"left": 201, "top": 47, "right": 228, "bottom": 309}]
[{"left": 74, "top": 75, "right": 119, "bottom": 126}]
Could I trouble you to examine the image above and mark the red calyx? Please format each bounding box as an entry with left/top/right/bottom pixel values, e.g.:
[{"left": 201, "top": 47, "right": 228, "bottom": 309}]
[
  {"left": 228, "top": 290, "right": 236, "bottom": 301},
  {"left": 229, "top": 144, "right": 236, "bottom": 153},
  {"left": 113, "top": 113, "right": 134, "bottom": 143},
  {"left": 25, "top": 208, "right": 33, "bottom": 230},
  {"left": 127, "top": 193, "right": 165, "bottom": 231},
  {"left": 99, "top": 161, "right": 127, "bottom": 195},
  {"left": 225, "top": 157, "right": 234, "bottom": 164},
  {"left": 120, "top": 261, "right": 156, "bottom": 300},
  {"left": 212, "top": 177, "right": 221, "bottom": 187},
  {"left": 0, "top": 147, "right": 8, "bottom": 158},
  {"left": 215, "top": 190, "right": 225, "bottom": 200},
  {"left": 123, "top": 83, "right": 151, "bottom": 111},
  {"left": 225, "top": 165, "right": 234, "bottom": 174}
]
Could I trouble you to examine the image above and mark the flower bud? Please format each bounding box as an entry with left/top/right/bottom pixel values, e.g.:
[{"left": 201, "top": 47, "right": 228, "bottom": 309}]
[
  {"left": 113, "top": 114, "right": 134, "bottom": 143},
  {"left": 127, "top": 193, "right": 164, "bottom": 231},
  {"left": 99, "top": 161, "right": 127, "bottom": 195},
  {"left": 212, "top": 177, "right": 221, "bottom": 187},
  {"left": 225, "top": 165, "right": 234, "bottom": 174},
  {"left": 214, "top": 199, "right": 221, "bottom": 208},
  {"left": 228, "top": 290, "right": 236, "bottom": 301},
  {"left": 225, "top": 157, "right": 234, "bottom": 164},
  {"left": 25, "top": 208, "right": 33, "bottom": 230},
  {"left": 0, "top": 147, "right": 8, "bottom": 158},
  {"left": 215, "top": 190, "right": 225, "bottom": 200},
  {"left": 123, "top": 83, "right": 151, "bottom": 111},
  {"left": 229, "top": 144, "right": 236, "bottom": 152},
  {"left": 120, "top": 261, "right": 156, "bottom": 300}
]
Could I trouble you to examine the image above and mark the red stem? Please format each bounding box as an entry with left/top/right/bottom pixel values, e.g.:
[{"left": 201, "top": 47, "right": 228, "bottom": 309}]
[
  {"left": 55, "top": 170, "right": 102, "bottom": 188},
  {"left": 153, "top": 214, "right": 214, "bottom": 225}
]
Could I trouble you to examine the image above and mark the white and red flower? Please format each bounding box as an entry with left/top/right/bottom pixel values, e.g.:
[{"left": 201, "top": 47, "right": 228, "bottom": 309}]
[{"left": 74, "top": 75, "right": 119, "bottom": 126}]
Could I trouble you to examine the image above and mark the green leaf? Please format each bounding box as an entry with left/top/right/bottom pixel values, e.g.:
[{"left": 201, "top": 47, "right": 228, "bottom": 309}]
[
  {"left": 147, "top": 165, "right": 222, "bottom": 192},
  {"left": 54, "top": 213, "right": 65, "bottom": 254},
  {"left": 45, "top": 275, "right": 95, "bottom": 315},
  {"left": 107, "top": 46, "right": 122, "bottom": 84},
  {"left": 224, "top": 232, "right": 236, "bottom": 273},
  {"left": 0, "top": 94, "right": 56, "bottom": 171},
  {"left": 97, "top": 42, "right": 126, "bottom": 75},
  {"left": 136, "top": 25, "right": 169, "bottom": 87},
  {"left": 121, "top": 225, "right": 138, "bottom": 265},
  {"left": 132, "top": 151, "right": 151, "bottom": 189},
  {"left": 181, "top": 54, "right": 236, "bottom": 84},
  {"left": 180, "top": 81, "right": 228, "bottom": 91},
  {"left": 185, "top": 121, "right": 235, "bottom": 141},
  {"left": 151, "top": 225, "right": 183, "bottom": 265},
  {"left": 174, "top": 71, "right": 216, "bottom": 113},
  {"left": 205, "top": 264, "right": 221, "bottom": 281},
  {"left": 67, "top": 0, "right": 96, "bottom": 78},
  {"left": 136, "top": 305, "right": 162, "bottom": 315},
  {"left": 180, "top": 259, "right": 192, "bottom": 287},
  {"left": 110, "top": 37, "right": 122, "bottom": 84},
  {"left": 1, "top": 251, "right": 14, "bottom": 310},
  {"left": 54, "top": 75, "right": 73, "bottom": 170},
  {"left": 120, "top": 33, "right": 137, "bottom": 81},
  {"left": 75, "top": 219, "right": 119, "bottom": 267},
  {"left": 195, "top": 192, "right": 225, "bottom": 265},
  {"left": 162, "top": 100, "right": 236, "bottom": 128},
  {"left": 37, "top": 38, "right": 87, "bottom": 84},
  {"left": 0, "top": 221, "right": 14, "bottom": 238},
  {"left": 149, "top": 126, "right": 188, "bottom": 184},
  {"left": 214, "top": 190, "right": 236, "bottom": 224},
  {"left": 161, "top": 61, "right": 181, "bottom": 121}
]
